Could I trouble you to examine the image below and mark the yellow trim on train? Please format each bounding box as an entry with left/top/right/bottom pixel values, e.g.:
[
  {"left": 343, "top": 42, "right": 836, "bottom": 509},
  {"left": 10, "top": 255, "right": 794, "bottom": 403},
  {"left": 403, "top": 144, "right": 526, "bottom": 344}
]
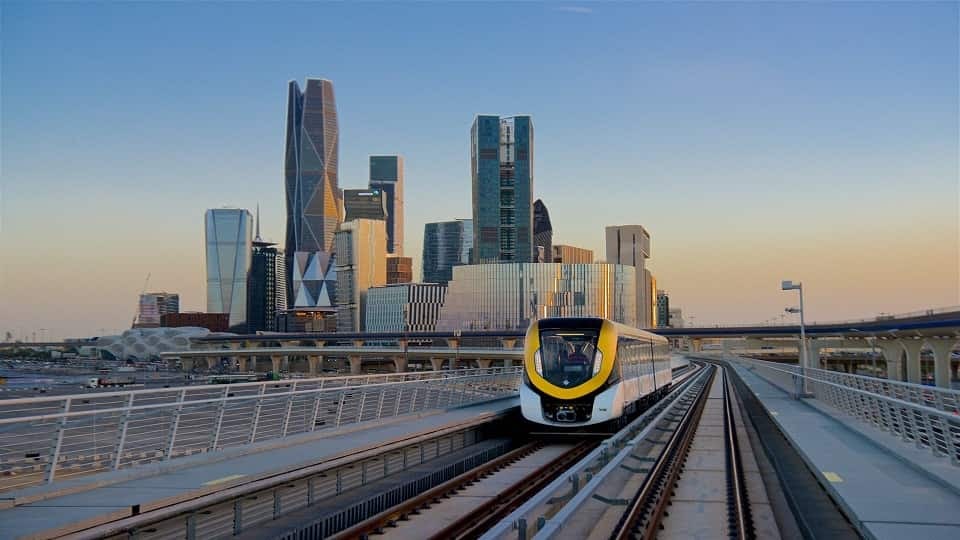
[{"left": 524, "top": 319, "right": 620, "bottom": 400}]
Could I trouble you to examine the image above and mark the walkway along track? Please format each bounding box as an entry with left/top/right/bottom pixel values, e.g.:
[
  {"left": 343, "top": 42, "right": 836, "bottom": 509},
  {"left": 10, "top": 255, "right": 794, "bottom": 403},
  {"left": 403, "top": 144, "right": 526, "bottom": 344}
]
[{"left": 331, "top": 440, "right": 598, "bottom": 540}]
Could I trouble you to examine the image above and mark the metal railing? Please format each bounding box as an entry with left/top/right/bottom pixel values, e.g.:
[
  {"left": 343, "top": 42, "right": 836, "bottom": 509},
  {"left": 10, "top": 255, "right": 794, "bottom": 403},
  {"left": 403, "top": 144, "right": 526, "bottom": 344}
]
[
  {"left": 727, "top": 355, "right": 960, "bottom": 466},
  {"left": 0, "top": 367, "right": 522, "bottom": 492}
]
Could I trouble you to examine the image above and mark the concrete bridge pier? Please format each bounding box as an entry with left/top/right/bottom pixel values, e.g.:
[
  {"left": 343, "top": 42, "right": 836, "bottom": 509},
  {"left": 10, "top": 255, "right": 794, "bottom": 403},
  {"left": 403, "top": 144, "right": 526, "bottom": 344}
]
[
  {"left": 237, "top": 357, "right": 249, "bottom": 372},
  {"left": 393, "top": 356, "right": 408, "bottom": 373},
  {"left": 806, "top": 340, "right": 825, "bottom": 370},
  {"left": 270, "top": 355, "right": 283, "bottom": 374},
  {"left": 500, "top": 338, "right": 517, "bottom": 350},
  {"left": 504, "top": 359, "right": 514, "bottom": 368},
  {"left": 877, "top": 341, "right": 903, "bottom": 381},
  {"left": 928, "top": 339, "right": 956, "bottom": 388},
  {"left": 181, "top": 358, "right": 195, "bottom": 372},
  {"left": 900, "top": 339, "right": 924, "bottom": 384},
  {"left": 430, "top": 358, "right": 445, "bottom": 371},
  {"left": 307, "top": 355, "right": 322, "bottom": 376},
  {"left": 349, "top": 356, "right": 362, "bottom": 375},
  {"left": 206, "top": 358, "right": 217, "bottom": 370},
  {"left": 690, "top": 339, "right": 703, "bottom": 353},
  {"left": 477, "top": 359, "right": 492, "bottom": 369}
]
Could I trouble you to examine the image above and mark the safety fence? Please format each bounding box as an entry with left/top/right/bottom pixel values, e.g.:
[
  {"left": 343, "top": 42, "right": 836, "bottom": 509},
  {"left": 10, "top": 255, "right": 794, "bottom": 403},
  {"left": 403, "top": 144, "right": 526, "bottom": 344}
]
[
  {"left": 0, "top": 367, "right": 522, "bottom": 492},
  {"left": 726, "top": 355, "right": 960, "bottom": 466}
]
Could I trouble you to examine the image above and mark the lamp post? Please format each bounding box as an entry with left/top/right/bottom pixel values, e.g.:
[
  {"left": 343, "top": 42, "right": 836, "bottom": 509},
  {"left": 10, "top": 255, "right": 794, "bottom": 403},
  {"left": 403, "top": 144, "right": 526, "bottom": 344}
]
[{"left": 782, "top": 280, "right": 808, "bottom": 396}]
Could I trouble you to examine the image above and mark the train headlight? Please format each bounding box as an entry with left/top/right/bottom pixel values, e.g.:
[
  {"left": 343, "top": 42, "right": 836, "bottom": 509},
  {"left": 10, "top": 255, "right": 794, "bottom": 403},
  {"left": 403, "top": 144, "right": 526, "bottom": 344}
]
[
  {"left": 592, "top": 350, "right": 603, "bottom": 376},
  {"left": 534, "top": 349, "right": 543, "bottom": 375}
]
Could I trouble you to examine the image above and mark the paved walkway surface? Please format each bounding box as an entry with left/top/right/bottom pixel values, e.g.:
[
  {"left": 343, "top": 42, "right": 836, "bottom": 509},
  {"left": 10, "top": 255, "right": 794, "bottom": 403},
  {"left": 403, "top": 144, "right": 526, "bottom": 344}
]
[
  {"left": 0, "top": 397, "right": 519, "bottom": 539},
  {"left": 730, "top": 362, "right": 960, "bottom": 540}
]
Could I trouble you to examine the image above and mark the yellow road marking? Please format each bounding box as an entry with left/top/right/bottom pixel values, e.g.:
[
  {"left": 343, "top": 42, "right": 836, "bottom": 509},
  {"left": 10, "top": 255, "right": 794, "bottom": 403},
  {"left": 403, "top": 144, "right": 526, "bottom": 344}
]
[
  {"left": 203, "top": 474, "right": 246, "bottom": 486},
  {"left": 823, "top": 471, "right": 843, "bottom": 483}
]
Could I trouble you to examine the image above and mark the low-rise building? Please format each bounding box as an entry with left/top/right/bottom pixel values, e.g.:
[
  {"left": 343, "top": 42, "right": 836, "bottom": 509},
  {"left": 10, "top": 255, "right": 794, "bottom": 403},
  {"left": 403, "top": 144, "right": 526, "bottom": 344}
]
[{"left": 365, "top": 283, "right": 447, "bottom": 332}]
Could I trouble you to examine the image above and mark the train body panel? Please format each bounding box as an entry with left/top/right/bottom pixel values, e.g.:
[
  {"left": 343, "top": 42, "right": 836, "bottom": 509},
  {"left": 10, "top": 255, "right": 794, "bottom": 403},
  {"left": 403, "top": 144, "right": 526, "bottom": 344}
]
[{"left": 521, "top": 317, "right": 671, "bottom": 428}]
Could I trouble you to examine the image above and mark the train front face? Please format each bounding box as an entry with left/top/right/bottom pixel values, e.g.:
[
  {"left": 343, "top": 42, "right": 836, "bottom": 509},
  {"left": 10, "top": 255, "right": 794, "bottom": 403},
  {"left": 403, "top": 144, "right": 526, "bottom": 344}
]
[{"left": 521, "top": 317, "right": 621, "bottom": 427}]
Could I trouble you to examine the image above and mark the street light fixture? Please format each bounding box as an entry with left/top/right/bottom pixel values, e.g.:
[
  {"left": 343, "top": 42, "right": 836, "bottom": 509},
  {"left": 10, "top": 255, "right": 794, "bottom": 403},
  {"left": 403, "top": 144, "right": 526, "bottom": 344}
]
[{"left": 781, "top": 280, "right": 808, "bottom": 396}]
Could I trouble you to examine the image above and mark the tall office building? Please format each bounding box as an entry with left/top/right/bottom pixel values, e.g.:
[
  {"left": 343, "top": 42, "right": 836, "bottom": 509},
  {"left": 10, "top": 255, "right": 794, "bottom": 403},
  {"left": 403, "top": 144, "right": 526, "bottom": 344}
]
[
  {"left": 552, "top": 244, "right": 594, "bottom": 264},
  {"left": 205, "top": 208, "right": 254, "bottom": 332},
  {"left": 247, "top": 209, "right": 287, "bottom": 333},
  {"left": 334, "top": 219, "right": 387, "bottom": 332},
  {"left": 422, "top": 219, "right": 473, "bottom": 285},
  {"left": 656, "top": 289, "right": 670, "bottom": 328},
  {"left": 532, "top": 199, "right": 552, "bottom": 262},
  {"left": 369, "top": 155, "right": 404, "bottom": 255},
  {"left": 343, "top": 188, "right": 388, "bottom": 221},
  {"left": 471, "top": 115, "right": 534, "bottom": 263},
  {"left": 647, "top": 271, "right": 657, "bottom": 328},
  {"left": 135, "top": 293, "right": 180, "bottom": 328},
  {"left": 605, "top": 225, "right": 652, "bottom": 328},
  {"left": 284, "top": 78, "right": 342, "bottom": 308}
]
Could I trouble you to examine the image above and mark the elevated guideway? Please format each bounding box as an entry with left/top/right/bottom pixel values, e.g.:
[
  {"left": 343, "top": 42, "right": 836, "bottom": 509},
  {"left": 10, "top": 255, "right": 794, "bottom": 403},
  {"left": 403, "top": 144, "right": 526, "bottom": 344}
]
[{"left": 711, "top": 354, "right": 960, "bottom": 539}]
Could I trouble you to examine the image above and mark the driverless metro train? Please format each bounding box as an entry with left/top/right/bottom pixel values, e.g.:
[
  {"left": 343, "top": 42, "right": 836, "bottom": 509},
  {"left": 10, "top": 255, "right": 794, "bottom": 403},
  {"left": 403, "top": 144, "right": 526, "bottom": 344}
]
[{"left": 520, "top": 317, "right": 672, "bottom": 428}]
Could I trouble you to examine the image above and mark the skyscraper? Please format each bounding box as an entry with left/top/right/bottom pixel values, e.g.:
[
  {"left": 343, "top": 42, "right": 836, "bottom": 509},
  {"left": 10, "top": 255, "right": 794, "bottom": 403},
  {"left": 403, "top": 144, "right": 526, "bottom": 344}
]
[
  {"left": 422, "top": 219, "right": 473, "bottom": 285},
  {"left": 205, "top": 208, "right": 253, "bottom": 332},
  {"left": 605, "top": 225, "right": 651, "bottom": 328},
  {"left": 471, "top": 115, "right": 534, "bottom": 263},
  {"left": 552, "top": 244, "right": 594, "bottom": 264},
  {"left": 284, "top": 78, "right": 342, "bottom": 308},
  {"left": 532, "top": 199, "right": 552, "bottom": 262},
  {"left": 369, "top": 155, "right": 404, "bottom": 255},
  {"left": 334, "top": 219, "right": 387, "bottom": 332},
  {"left": 247, "top": 208, "right": 287, "bottom": 333},
  {"left": 386, "top": 256, "right": 413, "bottom": 284},
  {"left": 656, "top": 289, "right": 670, "bottom": 328}
]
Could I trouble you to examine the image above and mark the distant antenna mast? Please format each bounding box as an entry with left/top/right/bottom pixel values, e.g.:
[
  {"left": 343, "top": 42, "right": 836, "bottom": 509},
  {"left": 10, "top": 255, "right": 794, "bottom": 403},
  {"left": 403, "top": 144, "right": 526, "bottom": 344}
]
[{"left": 255, "top": 203, "right": 262, "bottom": 242}]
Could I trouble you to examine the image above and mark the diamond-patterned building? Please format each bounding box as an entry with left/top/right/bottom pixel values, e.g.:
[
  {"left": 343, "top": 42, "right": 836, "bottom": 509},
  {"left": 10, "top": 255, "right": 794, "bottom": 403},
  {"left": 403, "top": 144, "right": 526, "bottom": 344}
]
[{"left": 284, "top": 78, "right": 342, "bottom": 308}]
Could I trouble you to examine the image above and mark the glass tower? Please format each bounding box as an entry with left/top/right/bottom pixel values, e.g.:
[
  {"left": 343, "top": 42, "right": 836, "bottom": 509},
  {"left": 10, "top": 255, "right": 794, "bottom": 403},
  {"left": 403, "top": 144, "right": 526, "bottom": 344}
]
[
  {"left": 532, "top": 199, "right": 552, "bottom": 262},
  {"left": 284, "top": 78, "right": 342, "bottom": 307},
  {"left": 205, "top": 208, "right": 253, "bottom": 332},
  {"left": 422, "top": 219, "right": 473, "bottom": 285},
  {"left": 471, "top": 115, "right": 533, "bottom": 263},
  {"left": 369, "top": 155, "right": 404, "bottom": 256}
]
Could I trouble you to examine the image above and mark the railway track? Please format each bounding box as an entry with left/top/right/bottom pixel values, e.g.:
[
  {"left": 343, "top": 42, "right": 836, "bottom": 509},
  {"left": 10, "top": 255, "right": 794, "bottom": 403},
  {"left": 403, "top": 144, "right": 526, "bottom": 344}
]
[
  {"left": 332, "top": 440, "right": 599, "bottom": 540},
  {"left": 611, "top": 367, "right": 757, "bottom": 540}
]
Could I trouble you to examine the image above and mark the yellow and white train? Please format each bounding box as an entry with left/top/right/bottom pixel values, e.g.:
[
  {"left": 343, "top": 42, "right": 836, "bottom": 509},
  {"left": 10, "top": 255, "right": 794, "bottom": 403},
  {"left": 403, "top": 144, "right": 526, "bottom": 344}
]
[{"left": 520, "top": 317, "right": 672, "bottom": 428}]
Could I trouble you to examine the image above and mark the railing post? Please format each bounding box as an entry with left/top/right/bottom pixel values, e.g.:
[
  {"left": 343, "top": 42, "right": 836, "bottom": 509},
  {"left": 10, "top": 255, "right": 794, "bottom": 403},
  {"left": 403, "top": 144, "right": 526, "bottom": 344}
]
[
  {"left": 357, "top": 390, "right": 367, "bottom": 423},
  {"left": 281, "top": 381, "right": 298, "bottom": 437},
  {"left": 210, "top": 386, "right": 230, "bottom": 451},
  {"left": 248, "top": 384, "right": 267, "bottom": 444},
  {"left": 376, "top": 386, "right": 386, "bottom": 420},
  {"left": 309, "top": 381, "right": 325, "bottom": 431},
  {"left": 113, "top": 393, "right": 135, "bottom": 470},
  {"left": 335, "top": 392, "right": 346, "bottom": 428},
  {"left": 46, "top": 397, "right": 72, "bottom": 484},
  {"left": 165, "top": 388, "right": 187, "bottom": 460}
]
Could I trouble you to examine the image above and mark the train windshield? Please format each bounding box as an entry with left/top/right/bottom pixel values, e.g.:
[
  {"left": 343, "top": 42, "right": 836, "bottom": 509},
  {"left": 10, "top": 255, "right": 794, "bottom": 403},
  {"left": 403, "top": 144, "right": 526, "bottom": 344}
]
[{"left": 537, "top": 329, "right": 601, "bottom": 388}]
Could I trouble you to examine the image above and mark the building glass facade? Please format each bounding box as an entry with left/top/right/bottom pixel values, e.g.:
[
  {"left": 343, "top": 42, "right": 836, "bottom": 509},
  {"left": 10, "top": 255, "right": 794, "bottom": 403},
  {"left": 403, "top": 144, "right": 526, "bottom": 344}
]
[
  {"left": 334, "top": 219, "right": 387, "bottom": 332},
  {"left": 284, "top": 78, "right": 342, "bottom": 307},
  {"left": 471, "top": 115, "right": 533, "bottom": 263},
  {"left": 369, "top": 155, "right": 404, "bottom": 256},
  {"left": 247, "top": 238, "right": 286, "bottom": 333},
  {"left": 552, "top": 244, "right": 594, "bottom": 264},
  {"left": 135, "top": 293, "right": 180, "bottom": 328},
  {"left": 532, "top": 199, "right": 552, "bottom": 262},
  {"left": 605, "top": 225, "right": 652, "bottom": 328},
  {"left": 436, "top": 263, "right": 637, "bottom": 332},
  {"left": 656, "top": 289, "right": 670, "bottom": 328},
  {"left": 343, "top": 188, "right": 388, "bottom": 221},
  {"left": 205, "top": 208, "right": 253, "bottom": 332},
  {"left": 365, "top": 283, "right": 447, "bottom": 332},
  {"left": 386, "top": 256, "right": 413, "bottom": 284},
  {"left": 422, "top": 219, "right": 472, "bottom": 285}
]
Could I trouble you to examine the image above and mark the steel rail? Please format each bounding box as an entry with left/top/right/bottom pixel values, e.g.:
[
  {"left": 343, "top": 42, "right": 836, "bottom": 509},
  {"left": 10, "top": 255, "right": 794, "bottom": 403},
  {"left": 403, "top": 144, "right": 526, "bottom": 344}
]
[
  {"left": 722, "top": 368, "right": 755, "bottom": 540},
  {"left": 428, "top": 440, "right": 599, "bottom": 540},
  {"left": 328, "top": 441, "right": 549, "bottom": 539},
  {"left": 610, "top": 366, "right": 716, "bottom": 540}
]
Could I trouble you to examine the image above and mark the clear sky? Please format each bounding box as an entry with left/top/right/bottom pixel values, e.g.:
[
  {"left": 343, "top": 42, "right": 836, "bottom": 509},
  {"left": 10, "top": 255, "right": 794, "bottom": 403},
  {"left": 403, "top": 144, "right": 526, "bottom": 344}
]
[{"left": 1, "top": 2, "right": 957, "bottom": 339}]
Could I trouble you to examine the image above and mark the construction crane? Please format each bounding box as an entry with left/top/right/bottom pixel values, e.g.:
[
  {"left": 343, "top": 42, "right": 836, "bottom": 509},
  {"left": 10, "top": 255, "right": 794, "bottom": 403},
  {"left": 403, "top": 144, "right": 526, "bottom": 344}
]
[{"left": 131, "top": 273, "right": 151, "bottom": 328}]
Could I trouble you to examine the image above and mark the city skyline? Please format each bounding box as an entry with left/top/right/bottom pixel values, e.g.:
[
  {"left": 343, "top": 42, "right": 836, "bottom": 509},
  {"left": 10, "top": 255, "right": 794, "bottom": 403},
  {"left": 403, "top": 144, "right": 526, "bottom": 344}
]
[{"left": 2, "top": 2, "right": 958, "bottom": 338}]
